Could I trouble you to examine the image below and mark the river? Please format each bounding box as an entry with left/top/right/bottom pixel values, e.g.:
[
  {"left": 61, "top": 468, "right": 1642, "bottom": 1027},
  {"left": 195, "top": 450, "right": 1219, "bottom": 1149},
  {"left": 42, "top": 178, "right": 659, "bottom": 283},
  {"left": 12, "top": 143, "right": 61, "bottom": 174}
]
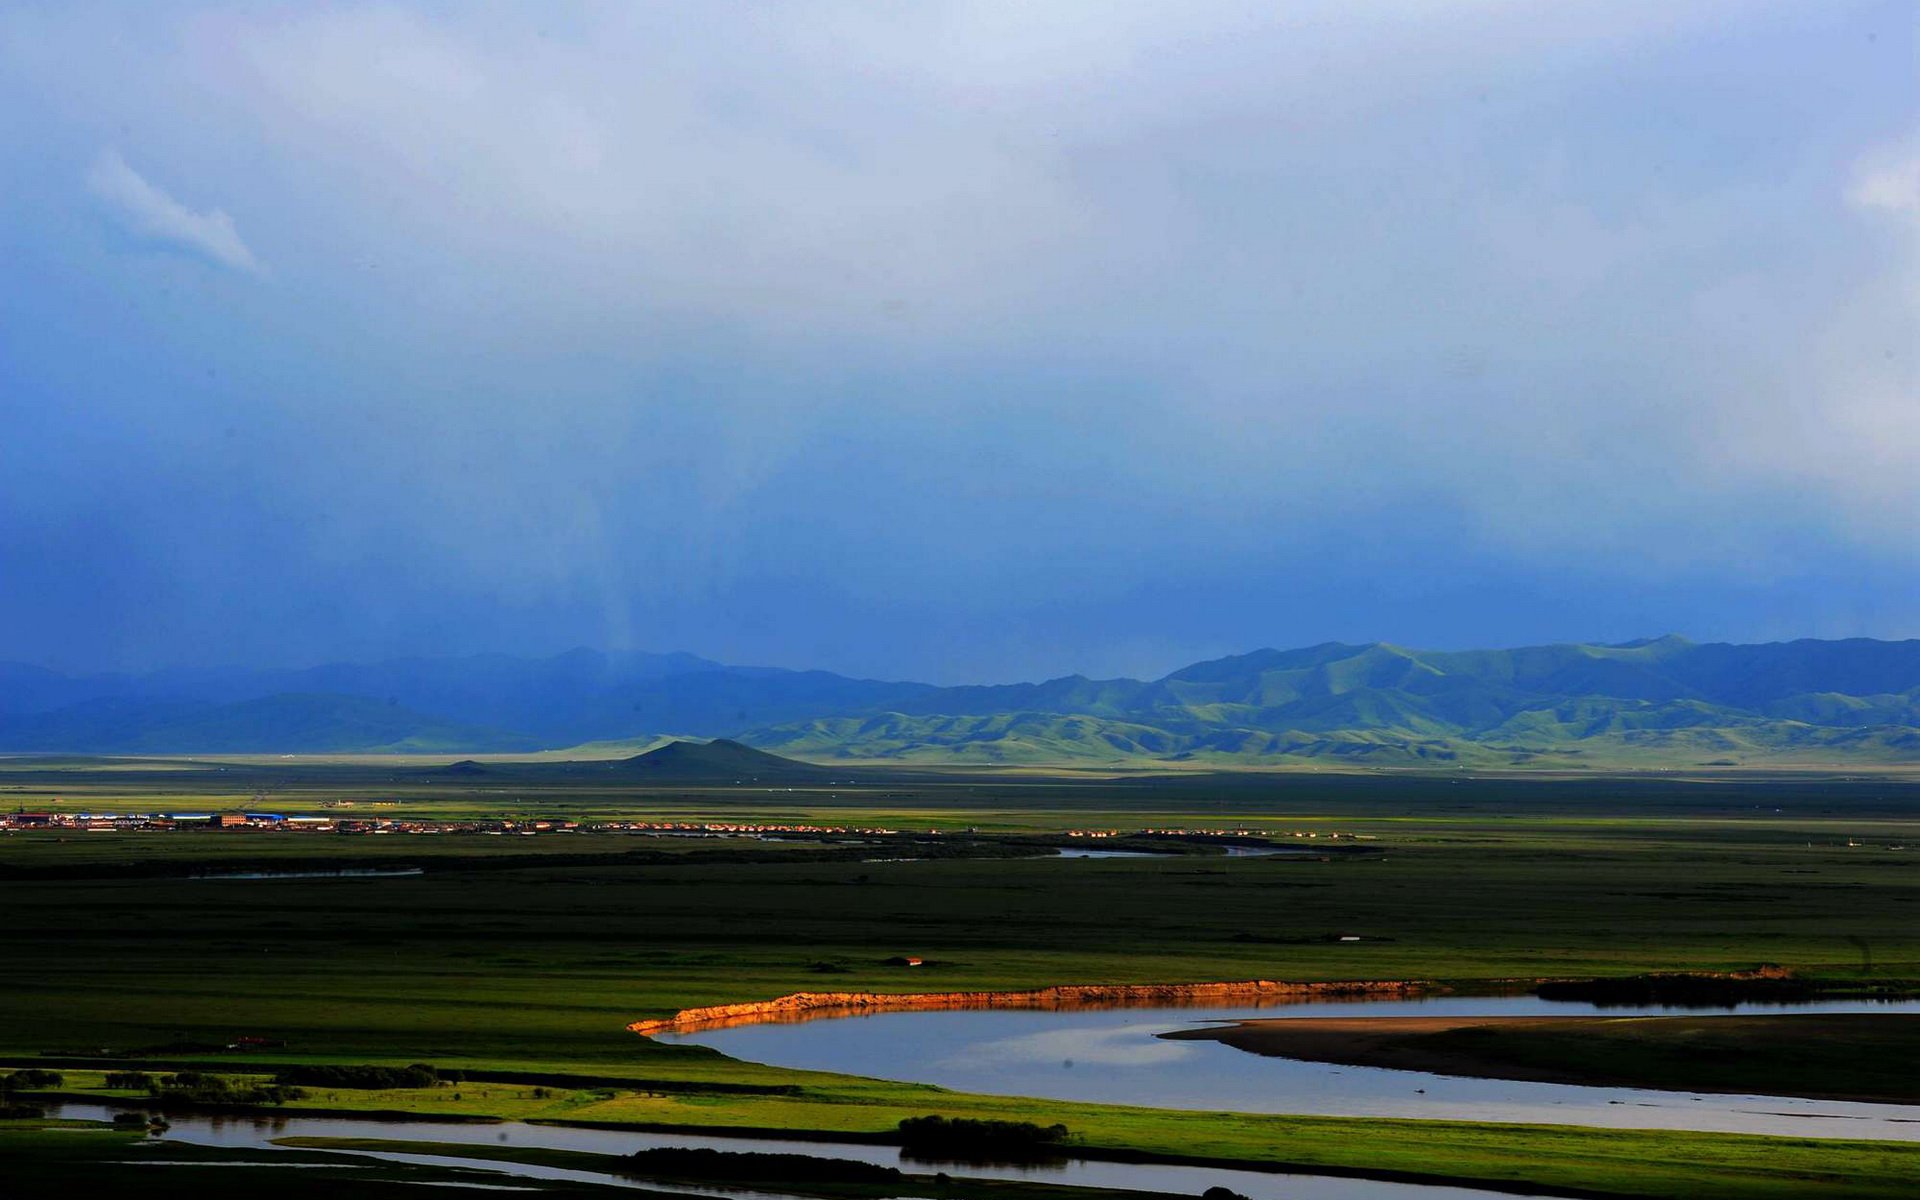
[
  {"left": 54, "top": 1103, "right": 1544, "bottom": 1199},
  {"left": 656, "top": 994, "right": 1920, "bottom": 1140}
]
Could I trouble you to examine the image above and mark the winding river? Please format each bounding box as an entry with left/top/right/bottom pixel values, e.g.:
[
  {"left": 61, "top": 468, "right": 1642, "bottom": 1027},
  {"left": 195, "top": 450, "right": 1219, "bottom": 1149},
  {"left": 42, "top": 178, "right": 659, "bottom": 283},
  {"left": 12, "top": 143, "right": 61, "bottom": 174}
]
[
  {"left": 55, "top": 1103, "right": 1542, "bottom": 1199},
  {"left": 50, "top": 992, "right": 1918, "bottom": 1198},
  {"left": 655, "top": 995, "right": 1920, "bottom": 1140}
]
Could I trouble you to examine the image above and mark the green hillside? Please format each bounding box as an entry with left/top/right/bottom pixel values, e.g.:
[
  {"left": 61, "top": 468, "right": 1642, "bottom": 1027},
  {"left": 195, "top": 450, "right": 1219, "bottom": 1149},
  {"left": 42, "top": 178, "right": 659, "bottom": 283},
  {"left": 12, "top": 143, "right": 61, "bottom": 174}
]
[
  {"left": 606, "top": 737, "right": 830, "bottom": 780},
  {"left": 742, "top": 638, "right": 1920, "bottom": 766},
  {"left": 3, "top": 637, "right": 1914, "bottom": 763}
]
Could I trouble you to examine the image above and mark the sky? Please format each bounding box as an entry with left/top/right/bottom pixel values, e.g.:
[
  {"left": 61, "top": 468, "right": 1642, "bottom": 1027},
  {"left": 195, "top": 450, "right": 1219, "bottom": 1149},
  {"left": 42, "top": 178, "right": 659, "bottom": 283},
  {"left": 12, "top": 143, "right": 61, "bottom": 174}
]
[{"left": 0, "top": 2, "right": 1914, "bottom": 685}]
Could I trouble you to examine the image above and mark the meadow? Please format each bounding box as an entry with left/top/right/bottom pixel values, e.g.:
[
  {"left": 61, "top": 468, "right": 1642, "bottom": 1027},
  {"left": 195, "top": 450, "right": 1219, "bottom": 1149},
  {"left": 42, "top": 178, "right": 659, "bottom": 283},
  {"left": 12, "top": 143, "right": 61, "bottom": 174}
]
[
  {"left": 1169, "top": 1012, "right": 1920, "bottom": 1103},
  {"left": 2, "top": 757, "right": 1916, "bottom": 1197}
]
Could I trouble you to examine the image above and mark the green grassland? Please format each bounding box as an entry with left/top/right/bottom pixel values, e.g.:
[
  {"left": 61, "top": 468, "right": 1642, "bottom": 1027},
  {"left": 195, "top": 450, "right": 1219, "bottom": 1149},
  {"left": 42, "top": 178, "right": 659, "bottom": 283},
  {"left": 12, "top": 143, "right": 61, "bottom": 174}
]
[
  {"left": 1386, "top": 1013, "right": 1920, "bottom": 1102},
  {"left": 744, "top": 709, "right": 1920, "bottom": 768},
  {"left": 2, "top": 759, "right": 1917, "bottom": 1197},
  {"left": 7, "top": 750, "right": 1919, "bottom": 824},
  {"left": 1174, "top": 1012, "right": 1920, "bottom": 1103},
  {"left": 14, "top": 1074, "right": 1920, "bottom": 1200}
]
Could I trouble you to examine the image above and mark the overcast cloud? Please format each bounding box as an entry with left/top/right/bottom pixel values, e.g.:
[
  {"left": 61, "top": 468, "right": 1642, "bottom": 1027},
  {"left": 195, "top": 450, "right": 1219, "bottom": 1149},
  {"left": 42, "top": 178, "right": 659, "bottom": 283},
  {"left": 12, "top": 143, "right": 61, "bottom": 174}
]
[{"left": 0, "top": 2, "right": 1913, "bottom": 682}]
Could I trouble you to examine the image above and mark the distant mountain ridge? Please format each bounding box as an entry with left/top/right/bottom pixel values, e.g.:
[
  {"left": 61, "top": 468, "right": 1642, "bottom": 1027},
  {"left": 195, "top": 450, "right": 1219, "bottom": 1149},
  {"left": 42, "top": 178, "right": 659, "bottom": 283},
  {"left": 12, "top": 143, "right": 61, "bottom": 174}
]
[
  {"left": 748, "top": 637, "right": 1920, "bottom": 765},
  {"left": 0, "top": 649, "right": 927, "bottom": 751},
  {"left": 0, "top": 693, "right": 542, "bottom": 755},
  {"left": 2, "top": 637, "right": 1916, "bottom": 764}
]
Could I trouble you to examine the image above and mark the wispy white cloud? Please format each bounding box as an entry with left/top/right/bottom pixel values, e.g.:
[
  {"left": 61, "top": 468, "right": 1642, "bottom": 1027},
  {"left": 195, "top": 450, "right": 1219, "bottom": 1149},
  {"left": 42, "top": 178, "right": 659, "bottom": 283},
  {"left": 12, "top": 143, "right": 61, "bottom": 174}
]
[
  {"left": 86, "top": 149, "right": 265, "bottom": 274},
  {"left": 1848, "top": 142, "right": 1920, "bottom": 216}
]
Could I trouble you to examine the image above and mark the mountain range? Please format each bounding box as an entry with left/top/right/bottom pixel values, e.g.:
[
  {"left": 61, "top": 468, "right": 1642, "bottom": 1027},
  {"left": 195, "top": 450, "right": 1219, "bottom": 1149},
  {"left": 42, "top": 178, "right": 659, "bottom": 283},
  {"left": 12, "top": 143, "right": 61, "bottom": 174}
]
[{"left": 2, "top": 636, "right": 1916, "bottom": 765}]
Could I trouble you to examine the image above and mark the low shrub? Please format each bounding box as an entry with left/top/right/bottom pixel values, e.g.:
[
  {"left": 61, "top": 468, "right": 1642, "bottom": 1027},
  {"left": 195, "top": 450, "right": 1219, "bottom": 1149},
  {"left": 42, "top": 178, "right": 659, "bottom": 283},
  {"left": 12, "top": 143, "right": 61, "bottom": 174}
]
[
  {"left": 1536, "top": 972, "right": 1814, "bottom": 1008},
  {"left": 897, "top": 1115, "right": 1070, "bottom": 1156},
  {"left": 152, "top": 1071, "right": 305, "bottom": 1106},
  {"left": 274, "top": 1063, "right": 444, "bottom": 1090}
]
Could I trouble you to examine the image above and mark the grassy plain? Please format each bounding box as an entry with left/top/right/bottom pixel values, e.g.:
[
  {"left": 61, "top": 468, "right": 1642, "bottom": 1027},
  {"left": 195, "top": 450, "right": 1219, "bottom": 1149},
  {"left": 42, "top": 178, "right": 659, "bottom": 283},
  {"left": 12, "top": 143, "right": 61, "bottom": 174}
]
[
  {"left": 2, "top": 757, "right": 1917, "bottom": 1198},
  {"left": 1170, "top": 1012, "right": 1920, "bottom": 1103},
  {"left": 20, "top": 1071, "right": 1920, "bottom": 1199}
]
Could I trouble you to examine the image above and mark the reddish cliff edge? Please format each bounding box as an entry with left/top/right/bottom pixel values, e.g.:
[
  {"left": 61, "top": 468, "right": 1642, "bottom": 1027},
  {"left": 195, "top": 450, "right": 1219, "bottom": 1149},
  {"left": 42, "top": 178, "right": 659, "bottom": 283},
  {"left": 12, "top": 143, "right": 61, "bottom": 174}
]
[{"left": 628, "top": 979, "right": 1430, "bottom": 1035}]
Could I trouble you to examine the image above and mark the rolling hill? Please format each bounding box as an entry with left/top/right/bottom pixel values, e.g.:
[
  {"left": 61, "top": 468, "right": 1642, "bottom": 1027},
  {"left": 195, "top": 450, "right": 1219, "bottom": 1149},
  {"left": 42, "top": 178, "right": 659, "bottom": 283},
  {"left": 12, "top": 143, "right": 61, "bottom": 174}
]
[
  {"left": 0, "top": 650, "right": 928, "bottom": 749},
  {"left": 604, "top": 738, "right": 831, "bottom": 781},
  {"left": 2, "top": 637, "right": 1916, "bottom": 765},
  {"left": 740, "top": 637, "right": 1920, "bottom": 766}
]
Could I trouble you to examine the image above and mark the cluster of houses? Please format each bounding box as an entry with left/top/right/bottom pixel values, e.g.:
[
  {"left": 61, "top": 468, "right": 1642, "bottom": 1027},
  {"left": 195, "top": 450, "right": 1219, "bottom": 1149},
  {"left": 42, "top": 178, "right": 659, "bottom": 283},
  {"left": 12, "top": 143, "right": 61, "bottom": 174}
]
[
  {"left": 1, "top": 810, "right": 310, "bottom": 832},
  {"left": 0, "top": 808, "right": 583, "bottom": 835},
  {"left": 591, "top": 819, "right": 900, "bottom": 836},
  {"left": 0, "top": 809, "right": 904, "bottom": 838},
  {"left": 1073, "top": 826, "right": 1375, "bottom": 841}
]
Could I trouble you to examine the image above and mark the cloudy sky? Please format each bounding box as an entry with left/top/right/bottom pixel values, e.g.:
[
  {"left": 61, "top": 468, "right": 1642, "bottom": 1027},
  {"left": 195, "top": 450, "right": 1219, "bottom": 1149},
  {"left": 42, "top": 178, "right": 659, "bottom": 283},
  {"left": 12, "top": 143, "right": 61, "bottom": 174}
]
[{"left": 1, "top": 2, "right": 1913, "bottom": 683}]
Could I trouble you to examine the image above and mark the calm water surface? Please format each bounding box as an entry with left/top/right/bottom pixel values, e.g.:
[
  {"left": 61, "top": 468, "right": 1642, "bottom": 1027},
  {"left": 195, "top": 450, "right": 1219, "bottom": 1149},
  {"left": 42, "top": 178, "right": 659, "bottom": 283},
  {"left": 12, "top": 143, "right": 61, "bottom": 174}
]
[
  {"left": 659, "top": 995, "right": 1920, "bottom": 1140},
  {"left": 57, "top": 1104, "right": 1540, "bottom": 1199}
]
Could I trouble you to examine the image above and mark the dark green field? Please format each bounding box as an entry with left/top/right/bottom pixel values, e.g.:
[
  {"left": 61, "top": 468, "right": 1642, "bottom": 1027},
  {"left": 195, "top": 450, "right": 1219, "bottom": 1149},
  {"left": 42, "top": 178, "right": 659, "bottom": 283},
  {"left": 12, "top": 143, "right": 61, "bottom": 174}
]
[
  {"left": 1172, "top": 1012, "right": 1920, "bottom": 1103},
  {"left": 3, "top": 758, "right": 1917, "bottom": 1198}
]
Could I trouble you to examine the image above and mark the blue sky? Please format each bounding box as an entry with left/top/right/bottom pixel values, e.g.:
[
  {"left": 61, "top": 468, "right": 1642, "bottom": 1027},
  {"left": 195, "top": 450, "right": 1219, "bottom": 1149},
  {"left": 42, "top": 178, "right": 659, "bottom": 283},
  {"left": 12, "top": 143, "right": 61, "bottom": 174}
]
[{"left": 1, "top": 2, "right": 1914, "bottom": 683}]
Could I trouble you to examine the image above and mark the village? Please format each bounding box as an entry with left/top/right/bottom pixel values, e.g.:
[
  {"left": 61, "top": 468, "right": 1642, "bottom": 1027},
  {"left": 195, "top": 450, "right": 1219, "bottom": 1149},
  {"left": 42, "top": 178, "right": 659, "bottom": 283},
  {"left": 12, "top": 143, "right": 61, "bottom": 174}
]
[
  {"left": 0, "top": 809, "right": 907, "bottom": 838},
  {"left": 1081, "top": 827, "right": 1373, "bottom": 842},
  {"left": 0, "top": 804, "right": 1374, "bottom": 843},
  {"left": 0, "top": 806, "right": 1370, "bottom": 845}
]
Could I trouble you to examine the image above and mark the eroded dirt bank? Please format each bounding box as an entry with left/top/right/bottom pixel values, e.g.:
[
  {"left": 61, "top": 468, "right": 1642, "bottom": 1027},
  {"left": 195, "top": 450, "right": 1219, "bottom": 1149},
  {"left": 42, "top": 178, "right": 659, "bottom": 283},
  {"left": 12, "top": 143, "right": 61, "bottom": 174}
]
[{"left": 629, "top": 979, "right": 1430, "bottom": 1035}]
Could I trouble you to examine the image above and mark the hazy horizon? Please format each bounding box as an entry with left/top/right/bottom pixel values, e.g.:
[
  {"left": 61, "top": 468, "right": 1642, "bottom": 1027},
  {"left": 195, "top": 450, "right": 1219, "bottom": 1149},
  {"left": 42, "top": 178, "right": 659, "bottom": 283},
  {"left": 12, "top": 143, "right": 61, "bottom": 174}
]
[
  {"left": 3, "top": 3, "right": 1913, "bottom": 684},
  {"left": 8, "top": 630, "right": 1917, "bottom": 692}
]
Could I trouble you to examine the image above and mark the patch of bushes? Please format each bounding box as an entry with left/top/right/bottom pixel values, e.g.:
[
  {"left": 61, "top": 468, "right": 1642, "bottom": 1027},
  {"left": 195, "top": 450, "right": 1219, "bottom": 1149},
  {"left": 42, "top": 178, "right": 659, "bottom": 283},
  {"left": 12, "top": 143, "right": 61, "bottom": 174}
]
[
  {"left": 897, "top": 1115, "right": 1070, "bottom": 1157},
  {"left": 150, "top": 1071, "right": 305, "bottom": 1106},
  {"left": 626, "top": 1148, "right": 901, "bottom": 1184},
  {"left": 104, "top": 1071, "right": 154, "bottom": 1090},
  {"left": 273, "top": 1063, "right": 452, "bottom": 1090},
  {"left": 2, "top": 1069, "right": 64, "bottom": 1090},
  {"left": 111, "top": 1111, "right": 169, "bottom": 1131},
  {"left": 1537, "top": 971, "right": 1815, "bottom": 1008}
]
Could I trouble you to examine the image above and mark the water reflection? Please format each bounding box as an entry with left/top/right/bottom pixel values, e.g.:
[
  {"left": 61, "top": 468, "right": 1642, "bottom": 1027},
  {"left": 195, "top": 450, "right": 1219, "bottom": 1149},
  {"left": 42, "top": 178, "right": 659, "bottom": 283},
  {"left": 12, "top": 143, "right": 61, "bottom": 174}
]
[
  {"left": 663, "top": 996, "right": 1920, "bottom": 1139},
  {"left": 58, "top": 1104, "right": 1542, "bottom": 1200}
]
